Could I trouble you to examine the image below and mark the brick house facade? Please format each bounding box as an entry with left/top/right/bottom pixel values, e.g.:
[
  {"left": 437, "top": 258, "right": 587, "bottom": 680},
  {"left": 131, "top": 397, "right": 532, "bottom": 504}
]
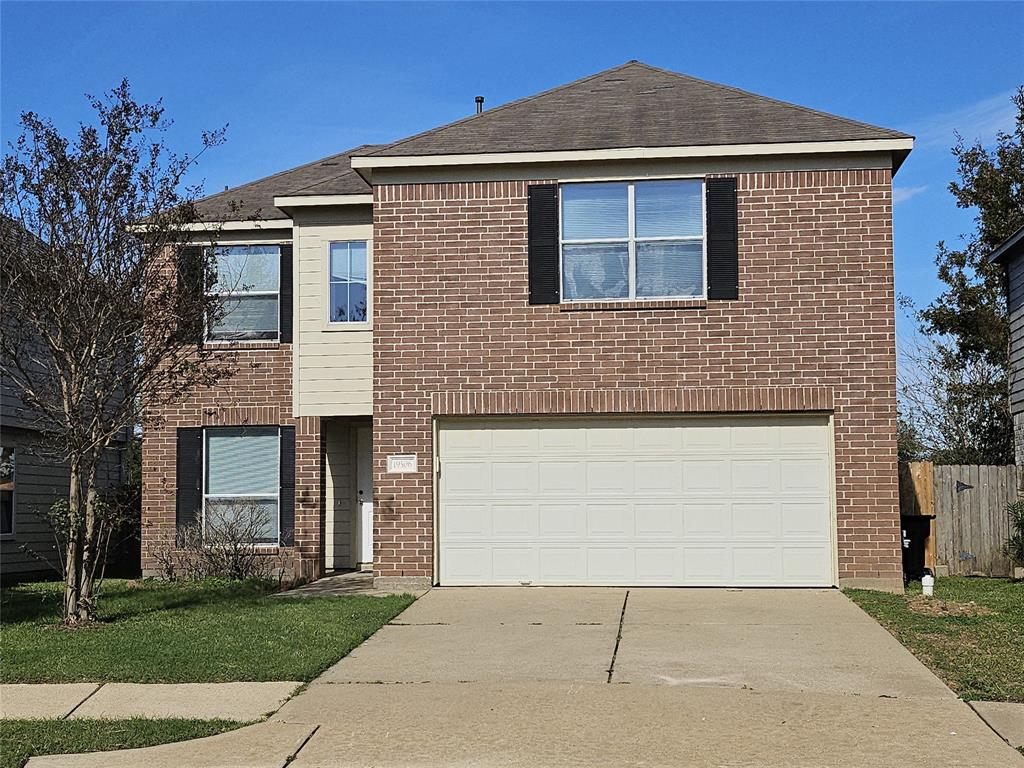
[
  {"left": 142, "top": 62, "right": 913, "bottom": 592},
  {"left": 371, "top": 171, "right": 900, "bottom": 588}
]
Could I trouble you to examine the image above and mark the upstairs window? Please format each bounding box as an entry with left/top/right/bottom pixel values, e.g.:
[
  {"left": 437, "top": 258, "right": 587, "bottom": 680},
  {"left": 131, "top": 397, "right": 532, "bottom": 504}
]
[
  {"left": 560, "top": 180, "right": 705, "bottom": 301},
  {"left": 329, "top": 241, "right": 369, "bottom": 323},
  {"left": 207, "top": 245, "right": 280, "bottom": 340},
  {"left": 203, "top": 427, "right": 280, "bottom": 545}
]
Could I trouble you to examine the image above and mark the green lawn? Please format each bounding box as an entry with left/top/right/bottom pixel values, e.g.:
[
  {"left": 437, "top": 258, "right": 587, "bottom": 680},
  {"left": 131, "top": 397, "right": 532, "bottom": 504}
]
[
  {"left": 1, "top": 579, "right": 415, "bottom": 683},
  {"left": 0, "top": 718, "right": 246, "bottom": 768},
  {"left": 846, "top": 577, "right": 1024, "bottom": 702}
]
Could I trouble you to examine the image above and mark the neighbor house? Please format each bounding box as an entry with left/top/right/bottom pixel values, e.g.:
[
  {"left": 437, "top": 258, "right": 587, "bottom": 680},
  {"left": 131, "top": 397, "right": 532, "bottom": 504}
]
[
  {"left": 140, "top": 61, "right": 914, "bottom": 592},
  {"left": 990, "top": 225, "right": 1024, "bottom": 466}
]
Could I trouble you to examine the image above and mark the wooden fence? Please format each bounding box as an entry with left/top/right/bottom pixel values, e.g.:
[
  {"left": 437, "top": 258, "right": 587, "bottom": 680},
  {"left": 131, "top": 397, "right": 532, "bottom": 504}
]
[{"left": 899, "top": 461, "right": 1017, "bottom": 577}]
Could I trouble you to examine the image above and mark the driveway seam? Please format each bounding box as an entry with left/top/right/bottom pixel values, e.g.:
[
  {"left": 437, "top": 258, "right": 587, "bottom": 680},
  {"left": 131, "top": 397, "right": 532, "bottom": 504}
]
[
  {"left": 61, "top": 683, "right": 103, "bottom": 720},
  {"left": 283, "top": 724, "right": 320, "bottom": 766},
  {"left": 606, "top": 590, "right": 630, "bottom": 683}
]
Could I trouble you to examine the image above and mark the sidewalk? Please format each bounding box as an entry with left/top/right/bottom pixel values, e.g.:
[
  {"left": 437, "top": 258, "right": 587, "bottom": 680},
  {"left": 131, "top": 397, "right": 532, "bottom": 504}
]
[{"left": 0, "top": 682, "right": 300, "bottom": 721}]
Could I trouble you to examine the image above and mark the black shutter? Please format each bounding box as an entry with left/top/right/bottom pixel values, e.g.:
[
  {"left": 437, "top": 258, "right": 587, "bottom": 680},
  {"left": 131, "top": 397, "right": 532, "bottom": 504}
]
[
  {"left": 279, "top": 244, "right": 293, "bottom": 343},
  {"left": 528, "top": 184, "right": 560, "bottom": 304},
  {"left": 706, "top": 178, "right": 739, "bottom": 300},
  {"left": 176, "top": 246, "right": 205, "bottom": 342},
  {"left": 175, "top": 427, "right": 203, "bottom": 533},
  {"left": 279, "top": 426, "right": 296, "bottom": 546}
]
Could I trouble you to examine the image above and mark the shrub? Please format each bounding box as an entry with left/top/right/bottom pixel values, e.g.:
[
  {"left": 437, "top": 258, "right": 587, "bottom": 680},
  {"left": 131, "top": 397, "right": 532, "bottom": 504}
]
[{"left": 1005, "top": 499, "right": 1024, "bottom": 567}]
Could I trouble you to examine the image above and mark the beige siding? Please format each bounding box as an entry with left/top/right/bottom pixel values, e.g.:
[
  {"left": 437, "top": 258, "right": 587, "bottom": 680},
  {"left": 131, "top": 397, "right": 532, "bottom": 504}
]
[
  {"left": 1, "top": 427, "right": 124, "bottom": 577},
  {"left": 324, "top": 420, "right": 355, "bottom": 569},
  {"left": 293, "top": 207, "right": 373, "bottom": 416}
]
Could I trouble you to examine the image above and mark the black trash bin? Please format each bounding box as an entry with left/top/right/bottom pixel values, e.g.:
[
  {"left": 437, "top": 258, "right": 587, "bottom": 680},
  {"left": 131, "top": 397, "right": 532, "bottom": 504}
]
[{"left": 901, "top": 515, "right": 933, "bottom": 581}]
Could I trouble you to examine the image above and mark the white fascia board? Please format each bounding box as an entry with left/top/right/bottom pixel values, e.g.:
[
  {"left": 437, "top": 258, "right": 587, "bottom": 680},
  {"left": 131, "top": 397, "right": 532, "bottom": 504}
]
[
  {"left": 177, "top": 219, "right": 293, "bottom": 232},
  {"left": 273, "top": 194, "right": 373, "bottom": 207},
  {"left": 350, "top": 138, "right": 915, "bottom": 170}
]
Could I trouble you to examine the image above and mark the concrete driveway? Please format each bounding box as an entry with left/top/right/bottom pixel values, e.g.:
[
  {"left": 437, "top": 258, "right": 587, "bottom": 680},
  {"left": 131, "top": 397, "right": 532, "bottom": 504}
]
[
  {"left": 271, "top": 588, "right": 1020, "bottom": 767},
  {"left": 30, "top": 588, "right": 1023, "bottom": 767}
]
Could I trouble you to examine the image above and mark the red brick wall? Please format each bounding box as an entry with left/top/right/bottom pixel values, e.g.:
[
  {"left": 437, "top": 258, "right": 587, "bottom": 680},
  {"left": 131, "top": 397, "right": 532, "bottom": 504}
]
[
  {"left": 140, "top": 343, "right": 323, "bottom": 581},
  {"left": 372, "top": 170, "right": 900, "bottom": 586}
]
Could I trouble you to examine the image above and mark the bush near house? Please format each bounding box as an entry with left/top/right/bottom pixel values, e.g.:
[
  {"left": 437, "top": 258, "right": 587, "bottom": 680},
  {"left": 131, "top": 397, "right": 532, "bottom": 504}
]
[{"left": 1, "top": 579, "right": 414, "bottom": 683}]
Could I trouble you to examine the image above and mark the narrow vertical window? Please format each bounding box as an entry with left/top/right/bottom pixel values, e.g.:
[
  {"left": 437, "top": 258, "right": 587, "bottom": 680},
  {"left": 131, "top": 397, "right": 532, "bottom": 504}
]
[
  {"left": 0, "top": 446, "right": 15, "bottom": 536},
  {"left": 329, "top": 241, "right": 369, "bottom": 323}
]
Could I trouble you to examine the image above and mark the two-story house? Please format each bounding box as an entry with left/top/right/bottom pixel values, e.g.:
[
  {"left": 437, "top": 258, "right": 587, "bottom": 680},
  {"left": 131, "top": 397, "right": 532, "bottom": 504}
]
[{"left": 141, "top": 62, "right": 914, "bottom": 592}]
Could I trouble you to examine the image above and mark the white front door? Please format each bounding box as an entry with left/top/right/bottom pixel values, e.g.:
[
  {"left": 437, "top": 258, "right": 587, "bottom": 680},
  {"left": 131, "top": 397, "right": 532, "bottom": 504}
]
[
  {"left": 355, "top": 426, "right": 374, "bottom": 570},
  {"left": 437, "top": 415, "right": 835, "bottom": 587}
]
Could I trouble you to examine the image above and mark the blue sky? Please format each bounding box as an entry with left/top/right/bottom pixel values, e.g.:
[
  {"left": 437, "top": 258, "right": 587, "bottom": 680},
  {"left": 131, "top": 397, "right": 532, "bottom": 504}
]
[{"left": 2, "top": 1, "right": 1022, "bottom": 343}]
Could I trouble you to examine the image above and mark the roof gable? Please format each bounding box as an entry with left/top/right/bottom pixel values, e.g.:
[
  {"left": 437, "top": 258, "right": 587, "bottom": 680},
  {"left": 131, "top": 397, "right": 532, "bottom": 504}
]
[{"left": 364, "top": 61, "right": 910, "bottom": 159}]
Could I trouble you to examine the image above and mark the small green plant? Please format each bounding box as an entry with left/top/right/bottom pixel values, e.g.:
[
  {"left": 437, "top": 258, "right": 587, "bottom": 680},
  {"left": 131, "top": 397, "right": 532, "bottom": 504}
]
[{"left": 1005, "top": 499, "right": 1024, "bottom": 566}]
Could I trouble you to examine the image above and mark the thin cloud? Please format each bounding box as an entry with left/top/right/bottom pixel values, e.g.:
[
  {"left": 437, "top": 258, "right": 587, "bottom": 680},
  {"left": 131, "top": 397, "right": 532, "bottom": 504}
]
[
  {"left": 893, "top": 185, "right": 928, "bottom": 204},
  {"left": 913, "top": 91, "right": 1017, "bottom": 149}
]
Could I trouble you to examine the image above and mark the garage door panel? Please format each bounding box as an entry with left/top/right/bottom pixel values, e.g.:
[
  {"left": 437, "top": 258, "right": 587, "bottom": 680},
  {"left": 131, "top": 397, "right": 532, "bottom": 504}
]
[
  {"left": 634, "top": 460, "right": 682, "bottom": 495},
  {"left": 538, "top": 460, "right": 585, "bottom": 495},
  {"left": 733, "top": 547, "right": 783, "bottom": 582},
  {"left": 538, "top": 547, "right": 586, "bottom": 582},
  {"left": 682, "top": 460, "right": 728, "bottom": 493},
  {"left": 491, "top": 427, "right": 538, "bottom": 454},
  {"left": 492, "top": 462, "right": 538, "bottom": 495},
  {"left": 635, "top": 503, "right": 682, "bottom": 537},
  {"left": 731, "top": 459, "right": 779, "bottom": 494},
  {"left": 781, "top": 546, "right": 832, "bottom": 582},
  {"left": 682, "top": 547, "right": 731, "bottom": 581},
  {"left": 444, "top": 504, "right": 491, "bottom": 538},
  {"left": 491, "top": 504, "right": 538, "bottom": 538},
  {"left": 586, "top": 426, "right": 635, "bottom": 452},
  {"left": 586, "top": 461, "right": 633, "bottom": 495},
  {"left": 586, "top": 503, "right": 633, "bottom": 538},
  {"left": 634, "top": 547, "right": 682, "bottom": 583},
  {"left": 587, "top": 548, "right": 634, "bottom": 582},
  {"left": 634, "top": 424, "right": 682, "bottom": 452},
  {"left": 682, "top": 502, "right": 730, "bottom": 538},
  {"left": 732, "top": 502, "right": 782, "bottom": 538},
  {"left": 730, "top": 423, "right": 778, "bottom": 451},
  {"left": 781, "top": 501, "right": 831, "bottom": 537},
  {"left": 538, "top": 503, "right": 585, "bottom": 537},
  {"left": 492, "top": 547, "right": 539, "bottom": 582},
  {"left": 439, "top": 416, "right": 834, "bottom": 587},
  {"left": 780, "top": 458, "right": 829, "bottom": 493},
  {"left": 681, "top": 425, "right": 731, "bottom": 451},
  {"left": 442, "top": 546, "right": 492, "bottom": 583}
]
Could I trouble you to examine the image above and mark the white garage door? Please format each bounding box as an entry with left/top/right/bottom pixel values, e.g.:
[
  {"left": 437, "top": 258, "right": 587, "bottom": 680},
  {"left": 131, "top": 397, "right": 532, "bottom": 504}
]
[{"left": 438, "top": 416, "right": 834, "bottom": 586}]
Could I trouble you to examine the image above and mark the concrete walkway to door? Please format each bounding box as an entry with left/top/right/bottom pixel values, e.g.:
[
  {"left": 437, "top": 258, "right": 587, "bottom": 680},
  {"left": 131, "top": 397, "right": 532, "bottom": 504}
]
[{"left": 27, "top": 588, "right": 1024, "bottom": 767}]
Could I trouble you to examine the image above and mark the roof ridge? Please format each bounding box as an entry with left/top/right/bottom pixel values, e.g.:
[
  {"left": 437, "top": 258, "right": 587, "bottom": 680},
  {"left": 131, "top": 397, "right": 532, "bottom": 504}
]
[
  {"left": 358, "top": 61, "right": 641, "bottom": 157},
  {"left": 197, "top": 143, "right": 384, "bottom": 204},
  {"left": 631, "top": 61, "right": 911, "bottom": 139}
]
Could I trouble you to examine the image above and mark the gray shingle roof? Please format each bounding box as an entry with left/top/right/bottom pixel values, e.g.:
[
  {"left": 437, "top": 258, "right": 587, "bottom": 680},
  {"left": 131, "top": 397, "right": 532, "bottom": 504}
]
[
  {"left": 363, "top": 61, "right": 910, "bottom": 158},
  {"left": 195, "top": 144, "right": 383, "bottom": 221}
]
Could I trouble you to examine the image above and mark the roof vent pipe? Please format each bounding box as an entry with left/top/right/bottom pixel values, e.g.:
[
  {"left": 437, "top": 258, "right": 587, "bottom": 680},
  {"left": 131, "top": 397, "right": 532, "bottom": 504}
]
[{"left": 475, "top": 96, "right": 484, "bottom": 114}]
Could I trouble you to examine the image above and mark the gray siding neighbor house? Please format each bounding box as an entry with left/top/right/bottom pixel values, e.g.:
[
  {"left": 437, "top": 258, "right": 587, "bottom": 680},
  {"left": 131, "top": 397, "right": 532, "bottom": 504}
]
[
  {"left": 992, "top": 225, "right": 1024, "bottom": 465},
  {"left": 1, "top": 305, "right": 128, "bottom": 582}
]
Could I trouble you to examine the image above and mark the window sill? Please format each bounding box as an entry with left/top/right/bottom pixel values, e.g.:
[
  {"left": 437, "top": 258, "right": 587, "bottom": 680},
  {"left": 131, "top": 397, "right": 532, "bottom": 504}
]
[
  {"left": 202, "top": 340, "right": 283, "bottom": 350},
  {"left": 558, "top": 298, "right": 708, "bottom": 312},
  {"left": 321, "top": 321, "right": 372, "bottom": 333}
]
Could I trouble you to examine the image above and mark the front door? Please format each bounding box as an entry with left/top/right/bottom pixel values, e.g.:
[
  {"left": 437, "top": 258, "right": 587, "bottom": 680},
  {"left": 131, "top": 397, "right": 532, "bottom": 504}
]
[{"left": 355, "top": 426, "right": 374, "bottom": 569}]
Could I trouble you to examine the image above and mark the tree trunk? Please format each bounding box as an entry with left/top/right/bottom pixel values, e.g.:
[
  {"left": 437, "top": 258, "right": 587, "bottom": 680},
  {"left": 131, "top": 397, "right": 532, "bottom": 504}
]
[
  {"left": 63, "top": 457, "right": 100, "bottom": 624},
  {"left": 62, "top": 461, "right": 84, "bottom": 624}
]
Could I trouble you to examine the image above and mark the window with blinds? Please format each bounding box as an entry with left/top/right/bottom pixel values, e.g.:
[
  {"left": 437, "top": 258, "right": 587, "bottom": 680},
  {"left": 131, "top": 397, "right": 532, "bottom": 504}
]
[
  {"left": 203, "top": 427, "right": 280, "bottom": 544},
  {"left": 560, "top": 180, "right": 706, "bottom": 302}
]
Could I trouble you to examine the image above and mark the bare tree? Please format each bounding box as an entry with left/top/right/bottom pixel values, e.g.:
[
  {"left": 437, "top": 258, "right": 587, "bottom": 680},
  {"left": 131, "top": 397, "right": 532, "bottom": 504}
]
[
  {"left": 898, "top": 331, "right": 1010, "bottom": 465},
  {"left": 0, "top": 81, "right": 237, "bottom": 624}
]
